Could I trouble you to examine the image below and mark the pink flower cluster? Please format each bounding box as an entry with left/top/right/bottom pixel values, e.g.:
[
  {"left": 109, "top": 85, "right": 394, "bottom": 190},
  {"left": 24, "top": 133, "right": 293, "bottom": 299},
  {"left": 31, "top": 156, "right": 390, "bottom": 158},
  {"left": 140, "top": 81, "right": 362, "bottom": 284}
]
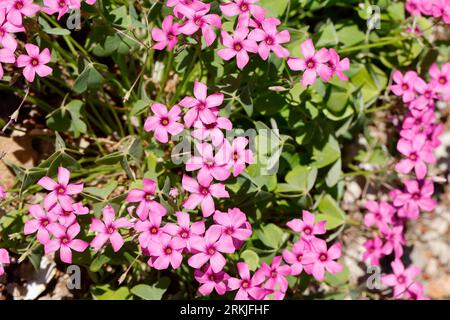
[
  {"left": 406, "top": 0, "right": 450, "bottom": 24},
  {"left": 0, "top": 0, "right": 95, "bottom": 82},
  {"left": 151, "top": 0, "right": 350, "bottom": 83},
  {"left": 0, "top": 248, "right": 10, "bottom": 277},
  {"left": 361, "top": 64, "right": 449, "bottom": 300}
]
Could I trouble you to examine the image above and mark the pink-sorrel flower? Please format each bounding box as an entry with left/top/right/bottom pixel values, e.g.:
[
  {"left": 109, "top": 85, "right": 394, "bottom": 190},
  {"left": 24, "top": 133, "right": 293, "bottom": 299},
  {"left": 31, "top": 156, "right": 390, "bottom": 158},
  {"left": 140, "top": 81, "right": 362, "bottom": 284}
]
[
  {"left": 287, "top": 39, "right": 332, "bottom": 86},
  {"left": 260, "top": 256, "right": 291, "bottom": 293},
  {"left": 404, "top": 282, "right": 428, "bottom": 300},
  {"left": 0, "top": 185, "right": 6, "bottom": 200},
  {"left": 134, "top": 211, "right": 164, "bottom": 249},
  {"left": 362, "top": 237, "right": 384, "bottom": 266},
  {"left": 392, "top": 179, "right": 437, "bottom": 220},
  {"left": 219, "top": 137, "right": 254, "bottom": 177},
  {"left": 194, "top": 264, "right": 230, "bottom": 296},
  {"left": 287, "top": 210, "right": 326, "bottom": 241},
  {"left": 177, "top": 4, "right": 222, "bottom": 47},
  {"left": 188, "top": 225, "right": 235, "bottom": 272},
  {"left": 429, "top": 62, "right": 450, "bottom": 94},
  {"left": 0, "top": 248, "right": 10, "bottom": 277},
  {"left": 380, "top": 224, "right": 405, "bottom": 258},
  {"left": 248, "top": 5, "right": 280, "bottom": 29},
  {"left": 0, "top": 9, "right": 23, "bottom": 51},
  {"left": 49, "top": 202, "right": 89, "bottom": 227},
  {"left": 363, "top": 200, "right": 395, "bottom": 229},
  {"left": 144, "top": 103, "right": 184, "bottom": 143},
  {"left": 327, "top": 48, "right": 350, "bottom": 81},
  {"left": 247, "top": 20, "right": 290, "bottom": 60},
  {"left": 302, "top": 238, "right": 343, "bottom": 281},
  {"left": 213, "top": 208, "right": 252, "bottom": 249},
  {"left": 182, "top": 174, "right": 229, "bottom": 217},
  {"left": 24, "top": 204, "right": 58, "bottom": 244},
  {"left": 282, "top": 239, "right": 312, "bottom": 276},
  {"left": 90, "top": 205, "right": 133, "bottom": 252},
  {"left": 227, "top": 262, "right": 266, "bottom": 300},
  {"left": 0, "top": 48, "right": 15, "bottom": 80},
  {"left": 179, "top": 81, "right": 224, "bottom": 128},
  {"left": 219, "top": 0, "right": 261, "bottom": 22},
  {"left": 382, "top": 260, "right": 421, "bottom": 298},
  {"left": 162, "top": 211, "right": 205, "bottom": 252},
  {"left": 151, "top": 15, "right": 180, "bottom": 51},
  {"left": 218, "top": 27, "right": 258, "bottom": 69},
  {"left": 191, "top": 116, "right": 233, "bottom": 146},
  {"left": 186, "top": 142, "right": 231, "bottom": 182},
  {"left": 45, "top": 223, "right": 88, "bottom": 264},
  {"left": 16, "top": 44, "right": 52, "bottom": 82},
  {"left": 0, "top": 0, "right": 40, "bottom": 26},
  {"left": 391, "top": 71, "right": 419, "bottom": 102},
  {"left": 42, "top": 0, "right": 72, "bottom": 20},
  {"left": 147, "top": 233, "right": 184, "bottom": 270},
  {"left": 126, "top": 178, "right": 167, "bottom": 220},
  {"left": 167, "top": 0, "right": 207, "bottom": 19},
  {"left": 401, "top": 108, "right": 436, "bottom": 138},
  {"left": 395, "top": 134, "right": 436, "bottom": 179},
  {"left": 37, "top": 167, "right": 83, "bottom": 211},
  {"left": 414, "top": 77, "right": 439, "bottom": 103}
]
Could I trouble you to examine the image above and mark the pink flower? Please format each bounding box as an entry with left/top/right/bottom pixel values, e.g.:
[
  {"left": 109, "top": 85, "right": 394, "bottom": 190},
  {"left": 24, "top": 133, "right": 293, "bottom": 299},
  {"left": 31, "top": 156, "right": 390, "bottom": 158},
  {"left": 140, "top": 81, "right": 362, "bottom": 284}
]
[
  {"left": 392, "top": 179, "right": 436, "bottom": 220},
  {"left": 134, "top": 211, "right": 164, "bottom": 249},
  {"left": 302, "top": 238, "right": 343, "bottom": 281},
  {"left": 414, "top": 77, "right": 439, "bottom": 103},
  {"left": 405, "top": 282, "right": 428, "bottom": 300},
  {"left": 179, "top": 81, "right": 224, "bottom": 128},
  {"left": 0, "top": 248, "right": 10, "bottom": 277},
  {"left": 90, "top": 205, "right": 133, "bottom": 252},
  {"left": 144, "top": 103, "right": 184, "bottom": 143},
  {"left": 213, "top": 208, "right": 252, "bottom": 249},
  {"left": 167, "top": 0, "right": 207, "bottom": 19},
  {"left": 0, "top": 185, "right": 6, "bottom": 199},
  {"left": 218, "top": 27, "right": 258, "bottom": 69},
  {"left": 429, "top": 62, "right": 450, "bottom": 94},
  {"left": 220, "top": 137, "right": 254, "bottom": 177},
  {"left": 248, "top": 5, "right": 280, "bottom": 29},
  {"left": 16, "top": 44, "right": 52, "bottom": 82},
  {"left": 287, "top": 39, "right": 332, "bottom": 86},
  {"left": 282, "top": 239, "right": 310, "bottom": 275},
  {"left": 327, "top": 48, "right": 350, "bottom": 81},
  {"left": 0, "top": 48, "right": 15, "bottom": 80},
  {"left": 382, "top": 260, "right": 421, "bottom": 298},
  {"left": 0, "top": 9, "right": 23, "bottom": 51},
  {"left": 188, "top": 225, "right": 235, "bottom": 272},
  {"left": 49, "top": 202, "right": 89, "bottom": 227},
  {"left": 24, "top": 204, "right": 58, "bottom": 244},
  {"left": 260, "top": 256, "right": 291, "bottom": 293},
  {"left": 400, "top": 108, "right": 436, "bottom": 138},
  {"left": 191, "top": 117, "right": 233, "bottom": 146},
  {"left": 37, "top": 167, "right": 84, "bottom": 211},
  {"left": 406, "top": 0, "right": 423, "bottom": 16},
  {"left": 177, "top": 4, "right": 222, "bottom": 46},
  {"left": 194, "top": 264, "right": 230, "bottom": 296},
  {"left": 395, "top": 134, "right": 436, "bottom": 179},
  {"left": 45, "top": 223, "right": 88, "bottom": 264},
  {"left": 182, "top": 174, "right": 229, "bottom": 217},
  {"left": 362, "top": 237, "right": 384, "bottom": 266},
  {"left": 220, "top": 0, "right": 261, "bottom": 23},
  {"left": 147, "top": 233, "right": 184, "bottom": 270},
  {"left": 247, "top": 20, "right": 290, "bottom": 60},
  {"left": 43, "top": 0, "right": 71, "bottom": 20},
  {"left": 162, "top": 211, "right": 205, "bottom": 251},
  {"left": 286, "top": 210, "right": 326, "bottom": 241},
  {"left": 363, "top": 201, "right": 395, "bottom": 229},
  {"left": 0, "top": 0, "right": 40, "bottom": 26},
  {"left": 227, "top": 262, "right": 267, "bottom": 300},
  {"left": 391, "top": 71, "right": 419, "bottom": 102},
  {"left": 186, "top": 142, "right": 231, "bottom": 182},
  {"left": 151, "top": 15, "right": 180, "bottom": 51},
  {"left": 380, "top": 224, "right": 405, "bottom": 258},
  {"left": 126, "top": 178, "right": 167, "bottom": 220}
]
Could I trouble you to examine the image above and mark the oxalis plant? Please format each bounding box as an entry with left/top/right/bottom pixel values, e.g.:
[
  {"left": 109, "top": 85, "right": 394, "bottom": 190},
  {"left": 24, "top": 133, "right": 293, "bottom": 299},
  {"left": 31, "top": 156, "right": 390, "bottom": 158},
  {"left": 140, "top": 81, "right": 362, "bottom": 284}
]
[{"left": 0, "top": 0, "right": 449, "bottom": 300}]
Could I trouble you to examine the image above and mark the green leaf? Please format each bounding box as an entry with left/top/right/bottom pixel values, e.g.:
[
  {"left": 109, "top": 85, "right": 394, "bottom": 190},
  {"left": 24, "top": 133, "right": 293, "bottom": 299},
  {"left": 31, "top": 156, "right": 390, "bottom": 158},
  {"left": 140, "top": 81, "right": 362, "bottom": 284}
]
[
  {"left": 312, "top": 135, "right": 341, "bottom": 169},
  {"left": 73, "top": 63, "right": 105, "bottom": 94},
  {"left": 316, "top": 194, "right": 346, "bottom": 230},
  {"left": 325, "top": 266, "right": 349, "bottom": 286},
  {"left": 131, "top": 277, "right": 171, "bottom": 300},
  {"left": 257, "top": 223, "right": 285, "bottom": 249},
  {"left": 325, "top": 159, "right": 342, "bottom": 187},
  {"left": 260, "top": 0, "right": 289, "bottom": 17},
  {"left": 43, "top": 27, "right": 71, "bottom": 35},
  {"left": 90, "top": 255, "right": 111, "bottom": 272},
  {"left": 316, "top": 20, "right": 339, "bottom": 47},
  {"left": 92, "top": 284, "right": 132, "bottom": 300},
  {"left": 277, "top": 165, "right": 317, "bottom": 193},
  {"left": 84, "top": 181, "right": 118, "bottom": 200},
  {"left": 241, "top": 250, "right": 260, "bottom": 271}
]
